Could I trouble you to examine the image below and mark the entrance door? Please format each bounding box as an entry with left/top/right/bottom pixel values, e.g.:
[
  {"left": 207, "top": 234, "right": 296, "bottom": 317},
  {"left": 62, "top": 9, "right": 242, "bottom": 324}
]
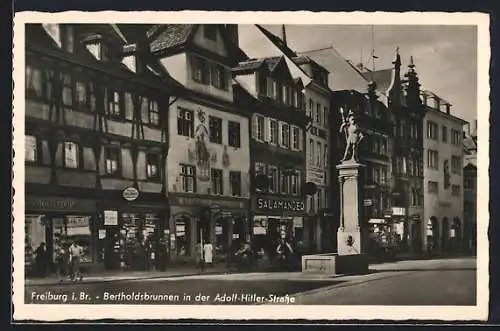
[
  {"left": 441, "top": 217, "right": 450, "bottom": 252},
  {"left": 105, "top": 227, "right": 121, "bottom": 270}
]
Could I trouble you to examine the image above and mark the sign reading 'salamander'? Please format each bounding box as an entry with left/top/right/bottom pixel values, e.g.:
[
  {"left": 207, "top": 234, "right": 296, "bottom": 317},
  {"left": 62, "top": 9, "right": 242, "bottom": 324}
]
[{"left": 256, "top": 198, "right": 305, "bottom": 212}]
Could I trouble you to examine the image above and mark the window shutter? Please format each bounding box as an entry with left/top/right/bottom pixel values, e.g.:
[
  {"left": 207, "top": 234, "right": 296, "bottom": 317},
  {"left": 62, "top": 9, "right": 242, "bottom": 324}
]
[
  {"left": 278, "top": 122, "right": 283, "bottom": 147},
  {"left": 264, "top": 117, "right": 271, "bottom": 142},
  {"left": 252, "top": 115, "right": 258, "bottom": 140}
]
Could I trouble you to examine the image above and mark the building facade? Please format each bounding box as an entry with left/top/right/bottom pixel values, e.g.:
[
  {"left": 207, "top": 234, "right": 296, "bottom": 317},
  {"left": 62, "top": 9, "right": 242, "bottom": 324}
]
[
  {"left": 463, "top": 119, "right": 477, "bottom": 253},
  {"left": 422, "top": 91, "right": 467, "bottom": 253},
  {"left": 233, "top": 55, "right": 309, "bottom": 257},
  {"left": 25, "top": 23, "right": 175, "bottom": 272},
  {"left": 148, "top": 24, "right": 251, "bottom": 262}
]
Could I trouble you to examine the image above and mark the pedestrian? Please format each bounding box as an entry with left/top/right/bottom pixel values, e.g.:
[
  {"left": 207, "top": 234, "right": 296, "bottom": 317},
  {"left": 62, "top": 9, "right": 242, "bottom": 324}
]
[
  {"left": 34, "top": 242, "right": 48, "bottom": 278},
  {"left": 68, "top": 240, "right": 84, "bottom": 282},
  {"left": 203, "top": 241, "right": 214, "bottom": 268},
  {"left": 195, "top": 242, "right": 204, "bottom": 271},
  {"left": 55, "top": 243, "right": 69, "bottom": 282}
]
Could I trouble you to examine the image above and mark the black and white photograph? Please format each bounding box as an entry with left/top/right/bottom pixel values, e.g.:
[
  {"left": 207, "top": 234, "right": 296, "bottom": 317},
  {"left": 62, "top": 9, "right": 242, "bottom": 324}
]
[{"left": 12, "top": 11, "right": 489, "bottom": 321}]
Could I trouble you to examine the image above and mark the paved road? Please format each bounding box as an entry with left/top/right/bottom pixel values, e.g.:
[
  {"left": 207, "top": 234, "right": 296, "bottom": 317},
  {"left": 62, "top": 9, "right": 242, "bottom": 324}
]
[{"left": 25, "top": 257, "right": 476, "bottom": 306}]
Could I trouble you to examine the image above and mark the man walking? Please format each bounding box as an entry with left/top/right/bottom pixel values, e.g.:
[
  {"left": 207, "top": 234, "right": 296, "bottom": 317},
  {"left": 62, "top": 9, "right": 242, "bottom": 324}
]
[{"left": 69, "top": 240, "right": 83, "bottom": 282}]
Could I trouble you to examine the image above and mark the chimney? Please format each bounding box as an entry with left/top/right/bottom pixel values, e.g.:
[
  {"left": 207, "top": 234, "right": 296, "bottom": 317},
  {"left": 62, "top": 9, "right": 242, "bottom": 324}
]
[{"left": 225, "top": 24, "right": 239, "bottom": 47}]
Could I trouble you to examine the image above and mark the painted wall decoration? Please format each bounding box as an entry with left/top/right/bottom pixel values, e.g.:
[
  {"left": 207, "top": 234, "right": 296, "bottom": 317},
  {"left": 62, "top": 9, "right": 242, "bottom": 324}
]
[{"left": 187, "top": 109, "right": 216, "bottom": 182}]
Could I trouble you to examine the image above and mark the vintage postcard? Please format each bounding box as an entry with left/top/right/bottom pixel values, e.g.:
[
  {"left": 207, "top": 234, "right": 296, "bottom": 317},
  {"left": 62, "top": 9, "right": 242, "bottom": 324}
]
[{"left": 12, "top": 11, "right": 489, "bottom": 321}]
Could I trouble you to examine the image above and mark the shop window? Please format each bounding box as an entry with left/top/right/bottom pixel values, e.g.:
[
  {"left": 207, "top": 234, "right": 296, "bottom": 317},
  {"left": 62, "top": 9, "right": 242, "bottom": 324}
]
[
  {"left": 215, "top": 219, "right": 228, "bottom": 255},
  {"left": 211, "top": 168, "right": 223, "bottom": 195},
  {"left": 148, "top": 100, "right": 160, "bottom": 126},
  {"left": 230, "top": 171, "right": 242, "bottom": 196},
  {"left": 180, "top": 164, "right": 196, "bottom": 192},
  {"left": 209, "top": 116, "right": 223, "bottom": 144},
  {"left": 25, "top": 135, "right": 39, "bottom": 164},
  {"left": 177, "top": 108, "right": 194, "bottom": 137},
  {"left": 107, "top": 90, "right": 122, "bottom": 117},
  {"left": 63, "top": 141, "right": 81, "bottom": 169},
  {"left": 228, "top": 121, "right": 241, "bottom": 148},
  {"left": 176, "top": 217, "right": 190, "bottom": 256},
  {"left": 25, "top": 215, "right": 46, "bottom": 269},
  {"left": 104, "top": 146, "right": 121, "bottom": 175},
  {"left": 146, "top": 153, "right": 161, "bottom": 181},
  {"left": 53, "top": 216, "right": 93, "bottom": 264}
]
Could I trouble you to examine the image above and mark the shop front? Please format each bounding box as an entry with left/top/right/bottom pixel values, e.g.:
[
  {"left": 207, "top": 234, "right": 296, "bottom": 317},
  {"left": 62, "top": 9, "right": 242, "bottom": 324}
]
[
  {"left": 251, "top": 195, "right": 306, "bottom": 259},
  {"left": 25, "top": 188, "right": 170, "bottom": 274},
  {"left": 168, "top": 193, "right": 249, "bottom": 263}
]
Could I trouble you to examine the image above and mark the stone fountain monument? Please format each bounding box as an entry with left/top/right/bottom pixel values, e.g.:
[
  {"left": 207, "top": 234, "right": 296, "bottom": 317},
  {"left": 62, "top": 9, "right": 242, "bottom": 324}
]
[{"left": 301, "top": 108, "right": 369, "bottom": 275}]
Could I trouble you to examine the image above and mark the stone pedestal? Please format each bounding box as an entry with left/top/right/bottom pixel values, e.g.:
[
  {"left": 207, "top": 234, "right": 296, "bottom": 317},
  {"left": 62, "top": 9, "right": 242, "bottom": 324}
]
[{"left": 301, "top": 160, "right": 369, "bottom": 275}]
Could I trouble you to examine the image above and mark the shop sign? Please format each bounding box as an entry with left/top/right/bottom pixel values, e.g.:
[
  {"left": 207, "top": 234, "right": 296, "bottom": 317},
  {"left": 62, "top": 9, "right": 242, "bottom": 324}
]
[
  {"left": 26, "top": 196, "right": 96, "bottom": 212},
  {"left": 392, "top": 207, "right": 406, "bottom": 216},
  {"left": 122, "top": 186, "right": 140, "bottom": 202},
  {"left": 170, "top": 195, "right": 247, "bottom": 210},
  {"left": 255, "top": 198, "right": 305, "bottom": 212},
  {"left": 104, "top": 210, "right": 118, "bottom": 226}
]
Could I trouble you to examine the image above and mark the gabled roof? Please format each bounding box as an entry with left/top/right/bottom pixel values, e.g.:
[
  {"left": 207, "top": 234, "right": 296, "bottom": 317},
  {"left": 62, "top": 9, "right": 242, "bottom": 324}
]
[
  {"left": 255, "top": 25, "right": 298, "bottom": 59},
  {"left": 149, "top": 24, "right": 197, "bottom": 53},
  {"left": 299, "top": 46, "right": 373, "bottom": 93}
]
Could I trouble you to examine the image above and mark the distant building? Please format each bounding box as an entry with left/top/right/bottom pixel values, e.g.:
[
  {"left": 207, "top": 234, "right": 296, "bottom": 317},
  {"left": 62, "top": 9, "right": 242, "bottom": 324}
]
[
  {"left": 463, "top": 119, "right": 477, "bottom": 253},
  {"left": 421, "top": 90, "right": 467, "bottom": 253}
]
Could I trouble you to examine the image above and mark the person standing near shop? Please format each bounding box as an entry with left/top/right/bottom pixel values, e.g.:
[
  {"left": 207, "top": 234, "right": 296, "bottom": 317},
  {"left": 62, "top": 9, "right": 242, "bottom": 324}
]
[
  {"left": 34, "top": 242, "right": 48, "bottom": 278},
  {"left": 69, "top": 240, "right": 84, "bottom": 282},
  {"left": 203, "top": 241, "right": 214, "bottom": 268}
]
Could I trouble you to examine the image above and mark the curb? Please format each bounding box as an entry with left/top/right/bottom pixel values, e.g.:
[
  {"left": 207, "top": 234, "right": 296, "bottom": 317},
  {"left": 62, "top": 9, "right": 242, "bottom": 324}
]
[{"left": 25, "top": 269, "right": 229, "bottom": 287}]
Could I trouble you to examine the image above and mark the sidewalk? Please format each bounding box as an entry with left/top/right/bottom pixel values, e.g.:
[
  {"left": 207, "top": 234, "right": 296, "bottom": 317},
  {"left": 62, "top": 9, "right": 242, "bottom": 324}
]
[{"left": 25, "top": 265, "right": 230, "bottom": 286}]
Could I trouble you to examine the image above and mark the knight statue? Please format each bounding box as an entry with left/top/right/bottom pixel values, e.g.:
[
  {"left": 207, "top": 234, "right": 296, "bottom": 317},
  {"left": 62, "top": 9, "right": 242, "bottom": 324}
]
[{"left": 339, "top": 108, "right": 365, "bottom": 162}]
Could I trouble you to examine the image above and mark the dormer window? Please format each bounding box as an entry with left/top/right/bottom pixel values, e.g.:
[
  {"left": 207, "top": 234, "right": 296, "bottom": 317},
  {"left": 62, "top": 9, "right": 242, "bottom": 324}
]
[
  {"left": 84, "top": 35, "right": 109, "bottom": 61},
  {"left": 204, "top": 25, "right": 217, "bottom": 41}
]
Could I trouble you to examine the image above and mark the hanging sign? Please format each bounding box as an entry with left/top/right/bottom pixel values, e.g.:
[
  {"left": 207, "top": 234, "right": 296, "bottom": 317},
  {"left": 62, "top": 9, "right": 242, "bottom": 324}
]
[{"left": 122, "top": 186, "right": 140, "bottom": 201}]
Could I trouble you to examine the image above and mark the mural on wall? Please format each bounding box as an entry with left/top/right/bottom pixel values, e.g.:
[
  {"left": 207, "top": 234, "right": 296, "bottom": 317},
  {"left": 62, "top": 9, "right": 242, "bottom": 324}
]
[{"left": 187, "top": 109, "right": 217, "bottom": 182}]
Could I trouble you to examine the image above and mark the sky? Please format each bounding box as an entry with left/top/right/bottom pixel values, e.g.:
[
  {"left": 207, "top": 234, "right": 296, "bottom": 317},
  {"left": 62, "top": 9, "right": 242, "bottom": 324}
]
[{"left": 238, "top": 25, "right": 477, "bottom": 127}]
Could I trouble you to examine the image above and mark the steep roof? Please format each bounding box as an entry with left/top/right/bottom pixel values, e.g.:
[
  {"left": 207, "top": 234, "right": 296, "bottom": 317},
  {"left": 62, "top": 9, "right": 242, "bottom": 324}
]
[
  {"left": 299, "top": 46, "right": 373, "bottom": 93},
  {"left": 149, "top": 24, "right": 197, "bottom": 53}
]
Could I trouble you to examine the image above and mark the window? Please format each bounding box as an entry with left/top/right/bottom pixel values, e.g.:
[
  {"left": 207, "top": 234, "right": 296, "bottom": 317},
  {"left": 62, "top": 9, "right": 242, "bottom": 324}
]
[
  {"left": 266, "top": 77, "right": 276, "bottom": 98},
  {"left": 192, "top": 55, "right": 209, "bottom": 84},
  {"left": 180, "top": 164, "right": 196, "bottom": 193},
  {"left": 381, "top": 139, "right": 387, "bottom": 156},
  {"left": 228, "top": 121, "right": 241, "bottom": 148},
  {"left": 75, "top": 81, "right": 87, "bottom": 106},
  {"left": 211, "top": 63, "right": 227, "bottom": 90},
  {"left": 204, "top": 25, "right": 217, "bottom": 41},
  {"left": 452, "top": 129, "right": 461, "bottom": 146},
  {"left": 25, "top": 135, "right": 38, "bottom": 163},
  {"left": 316, "top": 103, "right": 322, "bottom": 125},
  {"left": 104, "top": 147, "right": 120, "bottom": 175},
  {"left": 211, "top": 169, "right": 223, "bottom": 195},
  {"left": 427, "top": 121, "right": 438, "bottom": 140},
  {"left": 62, "top": 73, "right": 73, "bottom": 106},
  {"left": 268, "top": 166, "right": 278, "bottom": 193},
  {"left": 464, "top": 178, "right": 474, "bottom": 189},
  {"left": 269, "top": 119, "right": 278, "bottom": 145},
  {"left": 175, "top": 217, "right": 190, "bottom": 256},
  {"left": 451, "top": 156, "right": 461, "bottom": 174},
  {"left": 108, "top": 90, "right": 121, "bottom": 117},
  {"left": 258, "top": 73, "right": 268, "bottom": 95},
  {"left": 63, "top": 141, "right": 80, "bottom": 169},
  {"left": 308, "top": 99, "right": 313, "bottom": 118},
  {"left": 452, "top": 185, "right": 461, "bottom": 196},
  {"left": 229, "top": 171, "right": 241, "bottom": 196},
  {"left": 146, "top": 153, "right": 161, "bottom": 180},
  {"left": 427, "top": 149, "right": 439, "bottom": 169},
  {"left": 148, "top": 100, "right": 160, "bottom": 126},
  {"left": 316, "top": 142, "right": 322, "bottom": 166},
  {"left": 177, "top": 108, "right": 194, "bottom": 137},
  {"left": 209, "top": 116, "right": 223, "bottom": 144},
  {"left": 442, "top": 126, "right": 448, "bottom": 143},
  {"left": 317, "top": 189, "right": 323, "bottom": 210},
  {"left": 291, "top": 171, "right": 301, "bottom": 196},
  {"left": 281, "top": 123, "right": 290, "bottom": 148},
  {"left": 309, "top": 139, "right": 315, "bottom": 165},
  {"left": 324, "top": 144, "right": 328, "bottom": 167},
  {"left": 280, "top": 171, "right": 290, "bottom": 195},
  {"left": 25, "top": 66, "right": 44, "bottom": 98},
  {"left": 291, "top": 126, "right": 300, "bottom": 150},
  {"left": 323, "top": 106, "right": 328, "bottom": 128},
  {"left": 428, "top": 181, "right": 439, "bottom": 194},
  {"left": 253, "top": 115, "right": 265, "bottom": 141}
]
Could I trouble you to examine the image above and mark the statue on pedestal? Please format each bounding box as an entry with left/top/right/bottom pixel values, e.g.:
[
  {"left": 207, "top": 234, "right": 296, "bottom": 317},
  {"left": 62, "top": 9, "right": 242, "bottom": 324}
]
[{"left": 339, "top": 108, "right": 364, "bottom": 162}]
